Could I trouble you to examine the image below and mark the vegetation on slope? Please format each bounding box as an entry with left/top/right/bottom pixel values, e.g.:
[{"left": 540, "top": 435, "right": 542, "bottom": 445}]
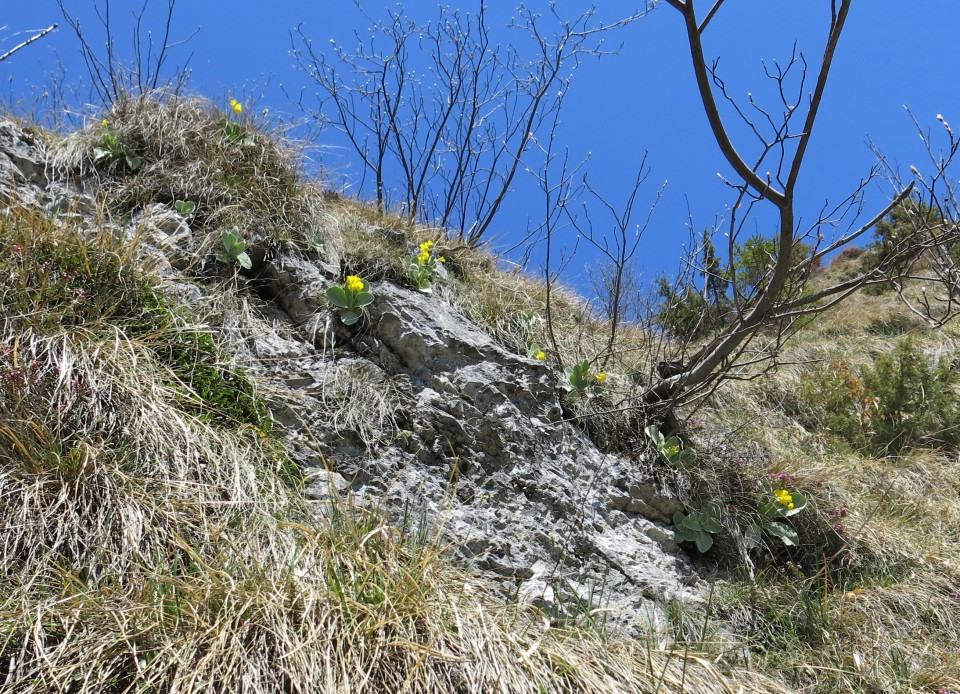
[
  {"left": 0, "top": 96, "right": 796, "bottom": 693},
  {"left": 0, "top": 90, "right": 954, "bottom": 692},
  {"left": 3, "top": 1, "right": 958, "bottom": 690}
]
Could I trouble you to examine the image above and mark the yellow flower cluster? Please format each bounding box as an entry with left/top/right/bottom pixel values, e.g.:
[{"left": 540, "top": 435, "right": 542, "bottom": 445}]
[
  {"left": 595, "top": 372, "right": 607, "bottom": 383},
  {"left": 534, "top": 350, "right": 547, "bottom": 361},
  {"left": 417, "top": 241, "right": 432, "bottom": 265},
  {"left": 101, "top": 118, "right": 109, "bottom": 127},
  {"left": 230, "top": 99, "right": 243, "bottom": 115},
  {"left": 416, "top": 240, "right": 445, "bottom": 266},
  {"left": 345, "top": 275, "right": 365, "bottom": 293},
  {"left": 774, "top": 489, "right": 795, "bottom": 510}
]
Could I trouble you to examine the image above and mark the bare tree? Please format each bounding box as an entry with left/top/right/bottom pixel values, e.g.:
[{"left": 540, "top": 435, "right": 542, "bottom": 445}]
[
  {"left": 291, "top": 1, "right": 650, "bottom": 246},
  {"left": 56, "top": 0, "right": 197, "bottom": 104},
  {"left": 568, "top": 159, "right": 665, "bottom": 368},
  {"left": 638, "top": 0, "right": 960, "bottom": 412}
]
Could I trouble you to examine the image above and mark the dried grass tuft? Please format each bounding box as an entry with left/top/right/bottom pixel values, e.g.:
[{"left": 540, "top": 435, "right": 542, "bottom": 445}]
[{"left": 49, "top": 92, "right": 330, "bottom": 256}]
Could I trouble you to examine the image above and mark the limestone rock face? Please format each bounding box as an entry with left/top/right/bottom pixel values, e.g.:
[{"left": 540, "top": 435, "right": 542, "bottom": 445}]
[
  {"left": 1, "top": 118, "right": 700, "bottom": 636},
  {"left": 255, "top": 256, "right": 702, "bottom": 635},
  {"left": 0, "top": 119, "right": 95, "bottom": 216},
  {"left": 0, "top": 120, "right": 44, "bottom": 187}
]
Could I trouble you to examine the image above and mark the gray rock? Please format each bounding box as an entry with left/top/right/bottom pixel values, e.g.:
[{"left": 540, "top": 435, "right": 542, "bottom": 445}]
[
  {"left": 126, "top": 203, "right": 193, "bottom": 268},
  {"left": 0, "top": 120, "right": 45, "bottom": 187},
  {"left": 251, "top": 271, "right": 704, "bottom": 637}
]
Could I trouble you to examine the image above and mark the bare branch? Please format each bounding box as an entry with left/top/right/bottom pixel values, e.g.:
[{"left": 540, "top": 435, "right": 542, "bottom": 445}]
[
  {"left": 785, "top": 0, "right": 851, "bottom": 194},
  {"left": 293, "top": 2, "right": 651, "bottom": 244},
  {"left": 671, "top": 1, "right": 788, "bottom": 207},
  {"left": 0, "top": 24, "right": 58, "bottom": 64},
  {"left": 698, "top": 0, "right": 728, "bottom": 34},
  {"left": 56, "top": 0, "right": 194, "bottom": 104},
  {"left": 640, "top": 1, "right": 960, "bottom": 416}
]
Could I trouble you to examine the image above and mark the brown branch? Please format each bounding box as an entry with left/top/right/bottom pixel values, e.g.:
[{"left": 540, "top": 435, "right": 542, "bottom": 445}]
[
  {"left": 698, "top": 0, "right": 728, "bottom": 34},
  {"left": 672, "top": 1, "right": 787, "bottom": 206},
  {"left": 807, "top": 183, "right": 915, "bottom": 265},
  {"left": 785, "top": 0, "right": 851, "bottom": 194}
]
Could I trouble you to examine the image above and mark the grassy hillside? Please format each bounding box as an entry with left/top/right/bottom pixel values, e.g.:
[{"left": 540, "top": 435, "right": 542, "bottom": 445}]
[{"left": 0, "top": 94, "right": 958, "bottom": 693}]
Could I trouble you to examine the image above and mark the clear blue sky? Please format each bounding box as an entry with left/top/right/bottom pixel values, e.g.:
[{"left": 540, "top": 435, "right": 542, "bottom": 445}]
[{"left": 2, "top": 1, "right": 958, "bottom": 297}]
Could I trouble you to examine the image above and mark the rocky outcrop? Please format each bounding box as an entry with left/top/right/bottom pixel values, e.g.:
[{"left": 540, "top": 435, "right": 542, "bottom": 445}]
[
  {"left": 251, "top": 256, "right": 703, "bottom": 635},
  {"left": 1, "top": 118, "right": 702, "bottom": 637}
]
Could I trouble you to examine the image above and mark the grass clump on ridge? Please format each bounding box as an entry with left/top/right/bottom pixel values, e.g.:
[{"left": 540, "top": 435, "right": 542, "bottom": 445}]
[{"left": 49, "top": 92, "right": 330, "bottom": 257}]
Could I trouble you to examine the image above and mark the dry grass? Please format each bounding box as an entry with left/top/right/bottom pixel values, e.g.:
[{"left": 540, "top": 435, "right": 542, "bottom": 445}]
[
  {"left": 687, "top": 278, "right": 960, "bottom": 692},
  {"left": 298, "top": 189, "right": 960, "bottom": 693},
  {"left": 49, "top": 93, "right": 329, "bottom": 259}
]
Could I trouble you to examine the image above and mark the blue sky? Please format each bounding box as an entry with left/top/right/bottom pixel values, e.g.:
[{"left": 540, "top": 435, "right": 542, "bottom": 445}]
[{"left": 2, "top": 1, "right": 958, "bottom": 298}]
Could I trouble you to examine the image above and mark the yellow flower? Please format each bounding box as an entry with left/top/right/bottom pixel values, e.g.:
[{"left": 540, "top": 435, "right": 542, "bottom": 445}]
[
  {"left": 595, "top": 372, "right": 607, "bottom": 383},
  {"left": 345, "top": 275, "right": 365, "bottom": 293},
  {"left": 438, "top": 256, "right": 446, "bottom": 263},
  {"left": 417, "top": 249, "right": 430, "bottom": 265},
  {"left": 774, "top": 489, "right": 794, "bottom": 509},
  {"left": 101, "top": 118, "right": 109, "bottom": 127},
  {"left": 535, "top": 350, "right": 547, "bottom": 361},
  {"left": 419, "top": 240, "right": 434, "bottom": 251},
  {"left": 230, "top": 99, "right": 243, "bottom": 115}
]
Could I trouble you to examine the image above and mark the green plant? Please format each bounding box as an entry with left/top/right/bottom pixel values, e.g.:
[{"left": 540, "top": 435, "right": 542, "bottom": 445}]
[
  {"left": 655, "top": 278, "right": 725, "bottom": 341},
  {"left": 795, "top": 340, "right": 960, "bottom": 455},
  {"left": 216, "top": 228, "right": 252, "bottom": 270},
  {"left": 526, "top": 344, "right": 548, "bottom": 361},
  {"left": 654, "top": 233, "right": 732, "bottom": 340},
  {"left": 794, "top": 359, "right": 871, "bottom": 447},
  {"left": 862, "top": 337, "right": 960, "bottom": 454},
  {"left": 303, "top": 227, "right": 327, "bottom": 254},
  {"left": 174, "top": 199, "right": 196, "bottom": 217},
  {"left": 543, "top": 574, "right": 611, "bottom": 634},
  {"left": 645, "top": 423, "right": 695, "bottom": 467},
  {"left": 406, "top": 240, "right": 445, "bottom": 293},
  {"left": 520, "top": 310, "right": 540, "bottom": 333},
  {"left": 93, "top": 118, "right": 142, "bottom": 171},
  {"left": 220, "top": 98, "right": 256, "bottom": 146},
  {"left": 222, "top": 119, "right": 255, "bottom": 146},
  {"left": 673, "top": 501, "right": 723, "bottom": 552},
  {"left": 326, "top": 275, "right": 374, "bottom": 326},
  {"left": 744, "top": 488, "right": 807, "bottom": 549},
  {"left": 518, "top": 311, "right": 548, "bottom": 361},
  {"left": 559, "top": 360, "right": 605, "bottom": 400},
  {"left": 733, "top": 235, "right": 814, "bottom": 300}
]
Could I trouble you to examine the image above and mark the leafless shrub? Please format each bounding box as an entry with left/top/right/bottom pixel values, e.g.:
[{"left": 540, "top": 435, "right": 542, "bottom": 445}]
[{"left": 291, "top": 1, "right": 651, "bottom": 245}]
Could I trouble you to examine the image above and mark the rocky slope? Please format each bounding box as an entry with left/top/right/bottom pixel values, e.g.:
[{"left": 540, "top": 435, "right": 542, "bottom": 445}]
[{"left": 1, "top": 116, "right": 701, "bottom": 637}]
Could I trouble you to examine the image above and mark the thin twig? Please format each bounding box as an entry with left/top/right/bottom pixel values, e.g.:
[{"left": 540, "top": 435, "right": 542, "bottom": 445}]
[{"left": 0, "top": 24, "right": 58, "bottom": 64}]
